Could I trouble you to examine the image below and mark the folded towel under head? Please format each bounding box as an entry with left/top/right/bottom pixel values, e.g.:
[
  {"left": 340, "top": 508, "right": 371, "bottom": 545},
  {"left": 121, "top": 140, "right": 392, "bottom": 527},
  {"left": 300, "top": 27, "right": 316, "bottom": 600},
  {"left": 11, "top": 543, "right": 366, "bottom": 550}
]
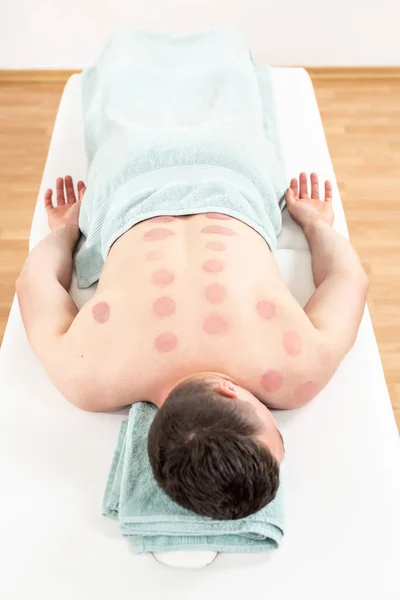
[
  {"left": 103, "top": 402, "right": 284, "bottom": 554},
  {"left": 75, "top": 27, "right": 286, "bottom": 288}
]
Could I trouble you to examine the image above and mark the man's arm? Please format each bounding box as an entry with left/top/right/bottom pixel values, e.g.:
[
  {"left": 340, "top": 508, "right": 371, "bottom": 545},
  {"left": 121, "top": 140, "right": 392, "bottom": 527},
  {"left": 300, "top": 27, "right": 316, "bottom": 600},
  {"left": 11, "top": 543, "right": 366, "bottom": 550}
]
[
  {"left": 16, "top": 176, "right": 88, "bottom": 407},
  {"left": 286, "top": 173, "right": 369, "bottom": 361},
  {"left": 16, "top": 224, "right": 79, "bottom": 353},
  {"left": 302, "top": 220, "right": 369, "bottom": 355}
]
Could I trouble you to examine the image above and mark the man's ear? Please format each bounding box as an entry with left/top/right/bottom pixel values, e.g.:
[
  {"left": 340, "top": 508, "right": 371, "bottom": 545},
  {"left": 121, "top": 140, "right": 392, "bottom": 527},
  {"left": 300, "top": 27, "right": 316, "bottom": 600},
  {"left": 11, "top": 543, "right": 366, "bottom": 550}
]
[{"left": 214, "top": 380, "right": 238, "bottom": 399}]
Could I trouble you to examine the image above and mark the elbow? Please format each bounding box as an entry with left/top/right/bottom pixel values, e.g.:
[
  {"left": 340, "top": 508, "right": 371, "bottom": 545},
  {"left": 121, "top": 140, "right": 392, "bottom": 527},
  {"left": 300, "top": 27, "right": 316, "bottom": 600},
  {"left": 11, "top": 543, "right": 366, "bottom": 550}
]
[
  {"left": 15, "top": 271, "right": 33, "bottom": 300},
  {"left": 362, "top": 271, "right": 370, "bottom": 295},
  {"left": 343, "top": 267, "right": 369, "bottom": 304},
  {"left": 355, "top": 261, "right": 370, "bottom": 295},
  {"left": 357, "top": 269, "right": 370, "bottom": 311},
  {"left": 15, "top": 258, "right": 31, "bottom": 289},
  {"left": 341, "top": 258, "right": 370, "bottom": 288},
  {"left": 15, "top": 274, "right": 26, "bottom": 296},
  {"left": 357, "top": 265, "right": 370, "bottom": 293}
]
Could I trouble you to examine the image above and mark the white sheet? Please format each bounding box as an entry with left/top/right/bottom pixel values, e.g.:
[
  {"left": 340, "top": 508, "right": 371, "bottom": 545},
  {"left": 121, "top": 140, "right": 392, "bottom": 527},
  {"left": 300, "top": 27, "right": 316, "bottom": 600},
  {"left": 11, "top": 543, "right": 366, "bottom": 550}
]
[{"left": 1, "top": 70, "right": 399, "bottom": 600}]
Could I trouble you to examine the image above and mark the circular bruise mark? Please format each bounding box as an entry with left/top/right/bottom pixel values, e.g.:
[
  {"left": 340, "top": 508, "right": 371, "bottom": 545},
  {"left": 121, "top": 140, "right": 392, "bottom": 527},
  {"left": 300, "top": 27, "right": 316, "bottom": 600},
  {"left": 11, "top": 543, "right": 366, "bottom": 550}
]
[
  {"left": 283, "top": 331, "right": 303, "bottom": 356},
  {"left": 204, "top": 283, "right": 227, "bottom": 304},
  {"left": 154, "top": 332, "right": 178, "bottom": 353},
  {"left": 256, "top": 300, "right": 276, "bottom": 320},
  {"left": 152, "top": 296, "right": 176, "bottom": 318},
  {"left": 152, "top": 269, "right": 175, "bottom": 286},
  {"left": 202, "top": 313, "right": 230, "bottom": 335},
  {"left": 260, "top": 369, "right": 284, "bottom": 393},
  {"left": 143, "top": 228, "right": 176, "bottom": 241},
  {"left": 201, "top": 225, "right": 237, "bottom": 236},
  {"left": 92, "top": 301, "right": 110, "bottom": 324},
  {"left": 202, "top": 259, "right": 224, "bottom": 273}
]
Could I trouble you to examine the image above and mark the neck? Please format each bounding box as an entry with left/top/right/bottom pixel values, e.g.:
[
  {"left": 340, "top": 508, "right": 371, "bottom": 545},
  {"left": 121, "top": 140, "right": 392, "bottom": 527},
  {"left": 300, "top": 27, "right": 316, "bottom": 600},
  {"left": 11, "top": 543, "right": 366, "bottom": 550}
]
[{"left": 154, "top": 370, "right": 234, "bottom": 408}]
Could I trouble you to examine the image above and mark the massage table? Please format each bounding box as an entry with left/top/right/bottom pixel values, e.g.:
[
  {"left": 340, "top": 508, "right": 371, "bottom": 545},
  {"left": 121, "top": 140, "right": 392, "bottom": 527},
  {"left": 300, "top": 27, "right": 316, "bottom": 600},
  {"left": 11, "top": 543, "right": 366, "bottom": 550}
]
[{"left": 1, "top": 69, "right": 399, "bottom": 600}]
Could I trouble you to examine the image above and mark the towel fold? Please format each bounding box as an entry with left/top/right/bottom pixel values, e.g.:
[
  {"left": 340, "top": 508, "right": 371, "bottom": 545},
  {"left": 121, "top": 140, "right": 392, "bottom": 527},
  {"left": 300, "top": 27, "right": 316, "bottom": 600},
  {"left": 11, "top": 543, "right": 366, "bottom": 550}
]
[
  {"left": 75, "top": 27, "right": 286, "bottom": 288},
  {"left": 103, "top": 403, "right": 284, "bottom": 554}
]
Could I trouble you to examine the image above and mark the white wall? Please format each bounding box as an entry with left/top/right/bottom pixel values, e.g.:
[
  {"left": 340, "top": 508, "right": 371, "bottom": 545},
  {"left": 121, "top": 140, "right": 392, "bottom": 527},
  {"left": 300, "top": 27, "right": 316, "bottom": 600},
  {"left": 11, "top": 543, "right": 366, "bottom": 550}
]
[{"left": 1, "top": 0, "right": 399, "bottom": 68}]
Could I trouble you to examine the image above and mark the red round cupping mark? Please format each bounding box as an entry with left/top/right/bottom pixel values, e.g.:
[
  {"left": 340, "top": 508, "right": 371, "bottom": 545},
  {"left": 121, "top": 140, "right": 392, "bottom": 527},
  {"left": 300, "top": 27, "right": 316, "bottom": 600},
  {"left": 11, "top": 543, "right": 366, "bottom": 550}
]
[
  {"left": 201, "top": 225, "right": 237, "bottom": 236},
  {"left": 152, "top": 269, "right": 175, "bottom": 286},
  {"left": 204, "top": 283, "right": 227, "bottom": 304},
  {"left": 283, "top": 331, "right": 303, "bottom": 356},
  {"left": 152, "top": 296, "right": 176, "bottom": 318},
  {"left": 206, "top": 213, "right": 232, "bottom": 220},
  {"left": 202, "top": 259, "right": 224, "bottom": 273},
  {"left": 145, "top": 249, "right": 165, "bottom": 261},
  {"left": 203, "top": 313, "right": 230, "bottom": 335},
  {"left": 148, "top": 216, "right": 176, "bottom": 223},
  {"left": 256, "top": 300, "right": 276, "bottom": 320},
  {"left": 205, "top": 241, "right": 227, "bottom": 251},
  {"left": 316, "top": 343, "right": 331, "bottom": 366},
  {"left": 260, "top": 369, "right": 284, "bottom": 393},
  {"left": 154, "top": 332, "right": 178, "bottom": 353},
  {"left": 92, "top": 301, "right": 110, "bottom": 324},
  {"left": 143, "top": 228, "right": 176, "bottom": 241},
  {"left": 293, "top": 381, "right": 318, "bottom": 404}
]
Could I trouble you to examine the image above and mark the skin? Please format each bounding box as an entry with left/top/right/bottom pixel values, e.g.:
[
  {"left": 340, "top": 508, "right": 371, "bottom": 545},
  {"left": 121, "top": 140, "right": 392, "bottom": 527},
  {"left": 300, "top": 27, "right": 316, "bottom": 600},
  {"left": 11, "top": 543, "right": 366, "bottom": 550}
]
[{"left": 16, "top": 173, "right": 369, "bottom": 463}]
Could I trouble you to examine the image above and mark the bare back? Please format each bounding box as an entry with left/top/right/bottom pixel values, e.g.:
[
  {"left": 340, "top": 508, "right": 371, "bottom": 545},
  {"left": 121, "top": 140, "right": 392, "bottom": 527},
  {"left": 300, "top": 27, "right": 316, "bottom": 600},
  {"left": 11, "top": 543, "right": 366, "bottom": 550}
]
[{"left": 63, "top": 213, "right": 333, "bottom": 409}]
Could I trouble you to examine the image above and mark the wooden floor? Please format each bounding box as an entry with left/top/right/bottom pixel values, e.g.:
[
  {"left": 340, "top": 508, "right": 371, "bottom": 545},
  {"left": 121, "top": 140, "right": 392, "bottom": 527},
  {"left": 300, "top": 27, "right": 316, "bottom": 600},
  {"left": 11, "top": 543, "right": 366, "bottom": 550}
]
[{"left": 0, "top": 75, "right": 399, "bottom": 428}]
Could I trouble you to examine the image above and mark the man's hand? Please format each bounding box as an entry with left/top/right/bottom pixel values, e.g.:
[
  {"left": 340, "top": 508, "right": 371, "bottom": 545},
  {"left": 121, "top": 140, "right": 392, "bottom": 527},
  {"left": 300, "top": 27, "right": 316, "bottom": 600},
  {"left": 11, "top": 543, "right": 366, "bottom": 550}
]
[
  {"left": 290, "top": 173, "right": 369, "bottom": 362},
  {"left": 45, "top": 176, "right": 86, "bottom": 238},
  {"left": 285, "top": 172, "right": 334, "bottom": 229}
]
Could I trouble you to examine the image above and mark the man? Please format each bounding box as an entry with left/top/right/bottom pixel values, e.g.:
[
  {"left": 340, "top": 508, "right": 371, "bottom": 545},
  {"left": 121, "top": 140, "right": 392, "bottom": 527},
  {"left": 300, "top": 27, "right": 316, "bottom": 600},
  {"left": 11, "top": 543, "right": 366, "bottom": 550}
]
[{"left": 16, "top": 172, "right": 368, "bottom": 520}]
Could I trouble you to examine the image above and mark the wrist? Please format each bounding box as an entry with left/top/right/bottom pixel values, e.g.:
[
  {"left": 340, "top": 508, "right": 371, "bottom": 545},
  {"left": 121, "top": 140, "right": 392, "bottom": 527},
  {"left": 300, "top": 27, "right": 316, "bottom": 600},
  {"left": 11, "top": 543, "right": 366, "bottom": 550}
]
[
  {"left": 303, "top": 219, "right": 331, "bottom": 238},
  {"left": 51, "top": 223, "right": 80, "bottom": 246}
]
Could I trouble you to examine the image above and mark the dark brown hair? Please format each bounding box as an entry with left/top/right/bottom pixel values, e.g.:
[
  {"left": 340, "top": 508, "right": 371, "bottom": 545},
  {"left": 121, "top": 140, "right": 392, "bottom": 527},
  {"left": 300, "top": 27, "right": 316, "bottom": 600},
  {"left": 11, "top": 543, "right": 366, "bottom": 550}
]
[{"left": 147, "top": 379, "right": 280, "bottom": 520}]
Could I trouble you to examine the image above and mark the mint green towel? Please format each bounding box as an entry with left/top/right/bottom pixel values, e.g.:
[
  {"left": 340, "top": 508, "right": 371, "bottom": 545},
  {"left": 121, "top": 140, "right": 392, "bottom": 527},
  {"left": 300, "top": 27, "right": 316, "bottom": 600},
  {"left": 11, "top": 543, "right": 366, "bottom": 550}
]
[
  {"left": 103, "top": 403, "right": 284, "bottom": 554},
  {"left": 76, "top": 27, "right": 286, "bottom": 288}
]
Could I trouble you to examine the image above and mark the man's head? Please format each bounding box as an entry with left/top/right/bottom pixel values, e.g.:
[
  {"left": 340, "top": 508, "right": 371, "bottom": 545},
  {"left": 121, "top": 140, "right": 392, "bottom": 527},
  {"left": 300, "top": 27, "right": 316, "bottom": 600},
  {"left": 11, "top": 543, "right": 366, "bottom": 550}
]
[{"left": 147, "top": 373, "right": 284, "bottom": 520}]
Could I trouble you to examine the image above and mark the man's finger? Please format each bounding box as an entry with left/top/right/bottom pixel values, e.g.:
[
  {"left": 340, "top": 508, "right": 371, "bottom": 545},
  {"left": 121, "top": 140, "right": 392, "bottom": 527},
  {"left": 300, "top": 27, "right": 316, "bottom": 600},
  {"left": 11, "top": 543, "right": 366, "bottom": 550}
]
[
  {"left": 44, "top": 188, "right": 53, "bottom": 210},
  {"left": 56, "top": 177, "right": 65, "bottom": 206},
  {"left": 65, "top": 175, "right": 76, "bottom": 204},
  {"left": 324, "top": 180, "right": 333, "bottom": 202},
  {"left": 285, "top": 188, "right": 295, "bottom": 205},
  {"left": 290, "top": 178, "right": 299, "bottom": 197},
  {"left": 310, "top": 173, "right": 319, "bottom": 200},
  {"left": 299, "top": 172, "right": 308, "bottom": 199},
  {"left": 78, "top": 182, "right": 86, "bottom": 202}
]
